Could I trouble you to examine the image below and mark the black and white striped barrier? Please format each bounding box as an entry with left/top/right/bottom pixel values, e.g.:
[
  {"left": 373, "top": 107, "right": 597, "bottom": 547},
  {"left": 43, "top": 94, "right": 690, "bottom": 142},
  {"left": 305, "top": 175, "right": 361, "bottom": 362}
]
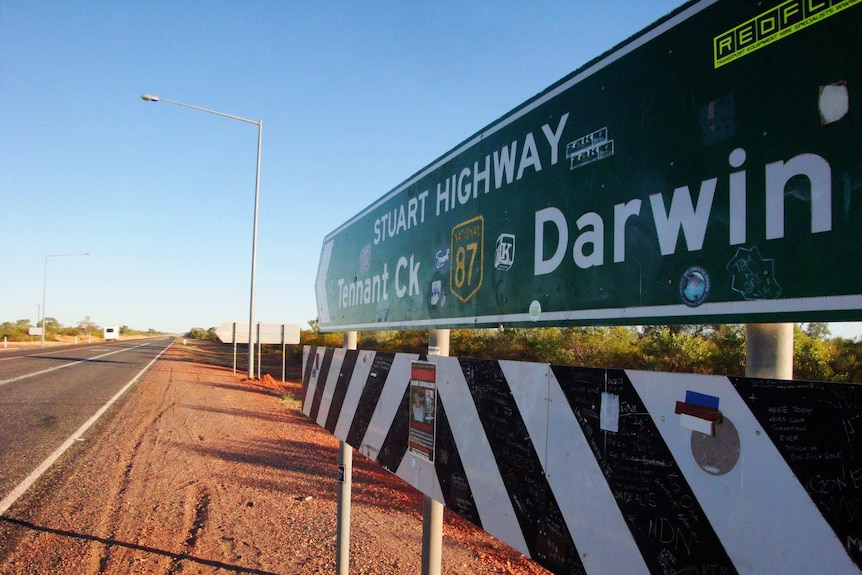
[{"left": 302, "top": 346, "right": 862, "bottom": 574}]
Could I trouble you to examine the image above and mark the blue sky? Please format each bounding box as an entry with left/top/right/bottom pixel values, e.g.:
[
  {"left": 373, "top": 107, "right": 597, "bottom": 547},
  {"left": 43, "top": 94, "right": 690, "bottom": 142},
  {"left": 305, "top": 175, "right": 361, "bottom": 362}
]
[{"left": 2, "top": 1, "right": 860, "bottom": 339}]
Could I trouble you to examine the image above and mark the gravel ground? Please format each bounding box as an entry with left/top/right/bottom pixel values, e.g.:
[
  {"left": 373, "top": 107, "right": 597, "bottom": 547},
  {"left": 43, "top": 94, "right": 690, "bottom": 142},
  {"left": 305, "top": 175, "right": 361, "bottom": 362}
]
[{"left": 0, "top": 340, "right": 550, "bottom": 575}]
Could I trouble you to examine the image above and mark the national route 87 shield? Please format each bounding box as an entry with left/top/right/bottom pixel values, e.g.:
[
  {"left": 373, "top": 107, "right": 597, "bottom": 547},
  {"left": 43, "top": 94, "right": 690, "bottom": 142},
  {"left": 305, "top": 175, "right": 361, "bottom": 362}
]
[{"left": 450, "top": 216, "right": 484, "bottom": 303}]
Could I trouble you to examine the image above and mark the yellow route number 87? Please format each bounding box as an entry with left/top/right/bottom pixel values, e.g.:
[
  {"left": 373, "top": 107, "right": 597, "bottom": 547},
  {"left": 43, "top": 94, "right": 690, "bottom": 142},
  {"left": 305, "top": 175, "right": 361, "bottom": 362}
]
[{"left": 450, "top": 216, "right": 484, "bottom": 303}]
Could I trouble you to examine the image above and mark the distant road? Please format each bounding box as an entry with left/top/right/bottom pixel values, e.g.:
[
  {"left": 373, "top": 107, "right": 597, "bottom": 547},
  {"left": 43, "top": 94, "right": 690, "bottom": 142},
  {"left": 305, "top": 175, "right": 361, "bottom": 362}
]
[{"left": 0, "top": 337, "right": 174, "bottom": 512}]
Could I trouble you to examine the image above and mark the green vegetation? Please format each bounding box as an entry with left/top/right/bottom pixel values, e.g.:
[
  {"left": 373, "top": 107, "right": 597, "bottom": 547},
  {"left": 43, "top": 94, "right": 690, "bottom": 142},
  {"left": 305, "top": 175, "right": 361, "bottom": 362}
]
[
  {"left": 184, "top": 327, "right": 218, "bottom": 340},
  {"left": 297, "top": 321, "right": 862, "bottom": 383},
  {"left": 169, "top": 319, "right": 862, "bottom": 383},
  {"left": 0, "top": 317, "right": 165, "bottom": 341},
  {"left": 13, "top": 317, "right": 854, "bottom": 382}
]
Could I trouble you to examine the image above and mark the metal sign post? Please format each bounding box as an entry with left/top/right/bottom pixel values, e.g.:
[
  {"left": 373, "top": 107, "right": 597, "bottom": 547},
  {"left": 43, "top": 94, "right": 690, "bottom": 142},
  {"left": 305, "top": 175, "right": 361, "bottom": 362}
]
[
  {"left": 422, "top": 329, "right": 449, "bottom": 575},
  {"left": 746, "top": 322, "right": 794, "bottom": 379},
  {"left": 281, "top": 324, "right": 287, "bottom": 382},
  {"left": 336, "top": 331, "right": 357, "bottom": 575},
  {"left": 232, "top": 322, "right": 237, "bottom": 375}
]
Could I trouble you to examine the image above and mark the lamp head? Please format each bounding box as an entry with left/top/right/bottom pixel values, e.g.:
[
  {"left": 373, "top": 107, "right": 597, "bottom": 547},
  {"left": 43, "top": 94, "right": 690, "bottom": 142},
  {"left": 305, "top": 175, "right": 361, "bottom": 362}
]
[{"left": 140, "top": 94, "right": 160, "bottom": 102}]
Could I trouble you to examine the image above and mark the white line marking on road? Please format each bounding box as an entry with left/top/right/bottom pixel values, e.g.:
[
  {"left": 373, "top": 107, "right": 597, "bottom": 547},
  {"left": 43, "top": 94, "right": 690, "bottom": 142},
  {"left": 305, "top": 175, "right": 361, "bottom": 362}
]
[
  {"left": 0, "top": 345, "right": 117, "bottom": 362},
  {"left": 0, "top": 340, "right": 173, "bottom": 516},
  {"left": 0, "top": 342, "right": 154, "bottom": 387}
]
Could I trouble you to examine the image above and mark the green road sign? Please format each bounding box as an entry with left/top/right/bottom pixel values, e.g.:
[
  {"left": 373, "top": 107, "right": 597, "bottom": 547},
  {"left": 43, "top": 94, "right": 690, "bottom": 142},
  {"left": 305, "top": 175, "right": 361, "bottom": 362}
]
[{"left": 315, "top": 0, "right": 862, "bottom": 332}]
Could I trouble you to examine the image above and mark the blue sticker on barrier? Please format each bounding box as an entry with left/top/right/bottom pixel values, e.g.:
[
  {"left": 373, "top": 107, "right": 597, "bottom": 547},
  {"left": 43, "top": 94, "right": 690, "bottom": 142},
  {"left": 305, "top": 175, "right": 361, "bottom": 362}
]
[{"left": 685, "top": 390, "right": 720, "bottom": 410}]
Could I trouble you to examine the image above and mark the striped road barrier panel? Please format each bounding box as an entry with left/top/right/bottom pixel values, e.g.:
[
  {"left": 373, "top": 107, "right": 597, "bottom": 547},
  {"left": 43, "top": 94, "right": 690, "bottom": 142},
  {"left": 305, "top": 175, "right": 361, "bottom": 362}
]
[{"left": 302, "top": 346, "right": 862, "bottom": 575}]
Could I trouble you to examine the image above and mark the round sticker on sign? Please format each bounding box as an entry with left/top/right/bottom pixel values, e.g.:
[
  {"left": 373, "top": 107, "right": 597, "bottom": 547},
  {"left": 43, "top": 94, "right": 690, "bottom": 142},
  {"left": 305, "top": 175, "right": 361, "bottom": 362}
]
[
  {"left": 680, "top": 266, "right": 710, "bottom": 307},
  {"left": 691, "top": 418, "right": 740, "bottom": 476},
  {"left": 528, "top": 300, "right": 542, "bottom": 322}
]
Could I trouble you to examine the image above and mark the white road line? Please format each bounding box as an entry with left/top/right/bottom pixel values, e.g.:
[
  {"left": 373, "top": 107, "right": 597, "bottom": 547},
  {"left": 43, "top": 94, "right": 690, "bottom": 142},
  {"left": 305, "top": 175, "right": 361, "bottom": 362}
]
[
  {"left": 0, "top": 342, "right": 155, "bottom": 387},
  {"left": 0, "top": 347, "right": 100, "bottom": 362},
  {"left": 0, "top": 344, "right": 118, "bottom": 361},
  {"left": 0, "top": 339, "right": 173, "bottom": 516}
]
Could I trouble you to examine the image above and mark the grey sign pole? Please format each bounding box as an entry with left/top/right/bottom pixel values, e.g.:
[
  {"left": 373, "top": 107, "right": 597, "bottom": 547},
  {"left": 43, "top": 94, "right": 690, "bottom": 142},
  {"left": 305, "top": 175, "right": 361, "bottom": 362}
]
[
  {"left": 422, "top": 329, "right": 449, "bottom": 575},
  {"left": 232, "top": 322, "right": 237, "bottom": 375},
  {"left": 746, "top": 323, "right": 794, "bottom": 379},
  {"left": 336, "top": 331, "right": 357, "bottom": 575}
]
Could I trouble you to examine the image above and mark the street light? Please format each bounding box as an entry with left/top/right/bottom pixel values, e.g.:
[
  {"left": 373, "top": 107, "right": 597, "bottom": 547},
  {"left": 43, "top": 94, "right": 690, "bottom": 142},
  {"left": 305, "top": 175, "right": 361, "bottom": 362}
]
[
  {"left": 41, "top": 252, "right": 90, "bottom": 347},
  {"left": 141, "top": 94, "right": 262, "bottom": 379}
]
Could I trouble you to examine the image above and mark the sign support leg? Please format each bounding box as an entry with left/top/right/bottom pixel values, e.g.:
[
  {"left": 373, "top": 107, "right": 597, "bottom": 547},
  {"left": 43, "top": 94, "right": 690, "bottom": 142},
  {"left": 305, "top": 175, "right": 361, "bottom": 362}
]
[
  {"left": 422, "top": 329, "right": 449, "bottom": 575},
  {"left": 422, "top": 496, "right": 443, "bottom": 575},
  {"left": 746, "top": 323, "right": 794, "bottom": 379},
  {"left": 336, "top": 331, "right": 357, "bottom": 575}
]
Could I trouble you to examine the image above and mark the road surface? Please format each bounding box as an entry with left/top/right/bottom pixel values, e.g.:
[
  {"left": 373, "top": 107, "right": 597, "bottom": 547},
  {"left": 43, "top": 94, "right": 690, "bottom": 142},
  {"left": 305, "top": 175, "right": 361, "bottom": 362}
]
[{"left": 0, "top": 337, "right": 174, "bottom": 512}]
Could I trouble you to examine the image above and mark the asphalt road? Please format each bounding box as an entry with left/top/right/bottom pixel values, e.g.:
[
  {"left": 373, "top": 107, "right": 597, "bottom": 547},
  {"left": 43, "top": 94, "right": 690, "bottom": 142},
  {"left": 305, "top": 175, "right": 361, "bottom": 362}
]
[{"left": 0, "top": 337, "right": 174, "bottom": 511}]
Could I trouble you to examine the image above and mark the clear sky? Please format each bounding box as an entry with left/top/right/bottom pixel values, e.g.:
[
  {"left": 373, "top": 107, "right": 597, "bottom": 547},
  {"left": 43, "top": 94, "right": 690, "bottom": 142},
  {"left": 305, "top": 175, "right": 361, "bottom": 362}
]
[{"left": 2, "top": 1, "right": 860, "bottom": 339}]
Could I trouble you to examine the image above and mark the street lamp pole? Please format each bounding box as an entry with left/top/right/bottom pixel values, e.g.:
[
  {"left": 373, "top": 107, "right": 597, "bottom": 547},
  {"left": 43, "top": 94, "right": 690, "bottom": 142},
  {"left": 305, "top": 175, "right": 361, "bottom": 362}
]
[
  {"left": 41, "top": 253, "right": 90, "bottom": 347},
  {"left": 141, "top": 94, "right": 262, "bottom": 379}
]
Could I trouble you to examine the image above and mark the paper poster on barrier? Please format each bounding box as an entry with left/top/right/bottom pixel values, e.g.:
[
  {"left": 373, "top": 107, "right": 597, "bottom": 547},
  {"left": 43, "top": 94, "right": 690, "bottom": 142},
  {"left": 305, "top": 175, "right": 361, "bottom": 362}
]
[{"left": 409, "top": 361, "right": 437, "bottom": 461}]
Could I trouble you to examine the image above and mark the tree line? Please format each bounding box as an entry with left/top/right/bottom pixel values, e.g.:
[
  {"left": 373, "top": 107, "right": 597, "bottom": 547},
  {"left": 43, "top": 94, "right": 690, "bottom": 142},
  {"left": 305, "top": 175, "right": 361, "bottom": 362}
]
[
  {"left": 295, "top": 322, "right": 862, "bottom": 384},
  {"left": 0, "top": 317, "right": 164, "bottom": 341}
]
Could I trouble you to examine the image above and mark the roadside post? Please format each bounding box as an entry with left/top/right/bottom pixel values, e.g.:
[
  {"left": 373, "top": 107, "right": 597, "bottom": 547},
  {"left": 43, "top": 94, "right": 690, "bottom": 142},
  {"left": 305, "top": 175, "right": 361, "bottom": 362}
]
[
  {"left": 422, "top": 329, "right": 449, "bottom": 575},
  {"left": 281, "top": 325, "right": 287, "bottom": 382},
  {"left": 336, "top": 331, "right": 357, "bottom": 575}
]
